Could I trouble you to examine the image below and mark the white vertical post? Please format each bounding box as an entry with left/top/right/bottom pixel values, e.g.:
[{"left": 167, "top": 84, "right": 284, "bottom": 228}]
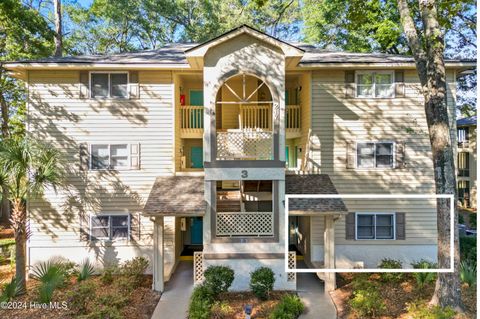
[
  {"left": 324, "top": 215, "right": 336, "bottom": 292},
  {"left": 153, "top": 216, "right": 164, "bottom": 292}
]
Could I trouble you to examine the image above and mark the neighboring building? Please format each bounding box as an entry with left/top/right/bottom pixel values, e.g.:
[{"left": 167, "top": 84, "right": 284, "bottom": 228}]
[
  {"left": 457, "top": 116, "right": 477, "bottom": 209},
  {"left": 5, "top": 25, "right": 474, "bottom": 292}
]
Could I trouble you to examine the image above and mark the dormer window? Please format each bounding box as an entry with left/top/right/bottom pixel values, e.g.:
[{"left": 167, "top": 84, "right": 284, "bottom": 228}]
[{"left": 356, "top": 71, "right": 394, "bottom": 98}]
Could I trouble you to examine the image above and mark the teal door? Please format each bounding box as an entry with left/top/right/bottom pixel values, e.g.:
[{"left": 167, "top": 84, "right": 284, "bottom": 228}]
[
  {"left": 191, "top": 147, "right": 203, "bottom": 168},
  {"left": 285, "top": 147, "right": 289, "bottom": 168},
  {"left": 191, "top": 217, "right": 203, "bottom": 245},
  {"left": 189, "top": 90, "right": 204, "bottom": 128}
]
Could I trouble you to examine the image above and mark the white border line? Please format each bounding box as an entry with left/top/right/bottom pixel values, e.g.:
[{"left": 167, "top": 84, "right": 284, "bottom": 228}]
[{"left": 284, "top": 194, "right": 454, "bottom": 273}]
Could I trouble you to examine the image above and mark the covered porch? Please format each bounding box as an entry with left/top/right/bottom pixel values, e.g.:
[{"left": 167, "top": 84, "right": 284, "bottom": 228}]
[
  {"left": 144, "top": 176, "right": 206, "bottom": 292},
  {"left": 286, "top": 174, "right": 348, "bottom": 291}
]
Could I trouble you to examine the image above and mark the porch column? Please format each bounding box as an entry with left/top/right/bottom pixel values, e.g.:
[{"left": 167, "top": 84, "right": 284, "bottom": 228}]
[
  {"left": 153, "top": 216, "right": 164, "bottom": 292},
  {"left": 324, "top": 214, "right": 336, "bottom": 292}
]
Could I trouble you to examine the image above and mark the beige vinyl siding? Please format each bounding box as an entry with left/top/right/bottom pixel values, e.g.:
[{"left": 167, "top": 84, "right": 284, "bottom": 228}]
[
  {"left": 309, "top": 69, "right": 457, "bottom": 194},
  {"left": 27, "top": 70, "right": 174, "bottom": 264}
]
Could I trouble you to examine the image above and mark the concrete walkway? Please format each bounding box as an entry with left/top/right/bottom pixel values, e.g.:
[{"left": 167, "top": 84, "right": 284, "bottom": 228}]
[
  {"left": 151, "top": 261, "right": 193, "bottom": 319},
  {"left": 297, "top": 268, "right": 337, "bottom": 319}
]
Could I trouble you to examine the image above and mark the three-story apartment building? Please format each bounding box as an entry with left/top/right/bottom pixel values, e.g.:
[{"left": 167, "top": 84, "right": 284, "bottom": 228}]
[{"left": 6, "top": 25, "right": 474, "bottom": 292}]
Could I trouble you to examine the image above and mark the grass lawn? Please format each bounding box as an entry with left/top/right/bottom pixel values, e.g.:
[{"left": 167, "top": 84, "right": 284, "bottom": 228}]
[{"left": 331, "top": 273, "right": 476, "bottom": 319}]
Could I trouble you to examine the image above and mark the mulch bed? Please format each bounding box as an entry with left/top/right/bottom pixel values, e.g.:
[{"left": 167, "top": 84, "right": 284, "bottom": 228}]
[
  {"left": 0, "top": 274, "right": 160, "bottom": 319},
  {"left": 210, "top": 291, "right": 293, "bottom": 319},
  {"left": 330, "top": 273, "right": 476, "bottom": 319}
]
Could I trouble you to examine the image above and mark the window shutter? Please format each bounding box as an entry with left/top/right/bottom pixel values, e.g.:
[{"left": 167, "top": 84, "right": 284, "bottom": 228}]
[
  {"left": 130, "top": 143, "right": 140, "bottom": 169},
  {"left": 79, "top": 212, "right": 90, "bottom": 241},
  {"left": 395, "top": 71, "right": 405, "bottom": 97},
  {"left": 396, "top": 212, "right": 406, "bottom": 240},
  {"left": 129, "top": 71, "right": 140, "bottom": 99},
  {"left": 395, "top": 141, "right": 406, "bottom": 169},
  {"left": 346, "top": 141, "right": 356, "bottom": 169},
  {"left": 130, "top": 212, "right": 141, "bottom": 242},
  {"left": 79, "top": 143, "right": 89, "bottom": 171},
  {"left": 345, "top": 212, "right": 356, "bottom": 240},
  {"left": 79, "top": 71, "right": 89, "bottom": 99},
  {"left": 345, "top": 71, "right": 355, "bottom": 98}
]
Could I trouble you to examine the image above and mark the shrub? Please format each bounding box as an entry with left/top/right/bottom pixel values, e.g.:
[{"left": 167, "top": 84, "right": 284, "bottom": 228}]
[
  {"left": 119, "top": 257, "right": 149, "bottom": 288},
  {"left": 76, "top": 259, "right": 95, "bottom": 282},
  {"left": 66, "top": 280, "right": 96, "bottom": 314},
  {"left": 188, "top": 284, "right": 214, "bottom": 319},
  {"left": 78, "top": 305, "right": 123, "bottom": 319},
  {"left": 210, "top": 301, "right": 234, "bottom": 319},
  {"left": 97, "top": 292, "right": 130, "bottom": 309},
  {"left": 460, "top": 236, "right": 477, "bottom": 263},
  {"left": 269, "top": 294, "right": 304, "bottom": 319},
  {"left": 469, "top": 213, "right": 476, "bottom": 228},
  {"left": 349, "top": 287, "right": 386, "bottom": 317},
  {"left": 101, "top": 266, "right": 118, "bottom": 285},
  {"left": 31, "top": 260, "right": 68, "bottom": 303},
  {"left": 203, "top": 265, "right": 234, "bottom": 296},
  {"left": 460, "top": 261, "right": 476, "bottom": 287},
  {"left": 459, "top": 214, "right": 465, "bottom": 224},
  {"left": 378, "top": 258, "right": 403, "bottom": 282},
  {"left": 405, "top": 301, "right": 456, "bottom": 319},
  {"left": 0, "top": 277, "right": 25, "bottom": 302},
  {"left": 411, "top": 260, "right": 437, "bottom": 288},
  {"left": 250, "top": 267, "right": 275, "bottom": 300}
]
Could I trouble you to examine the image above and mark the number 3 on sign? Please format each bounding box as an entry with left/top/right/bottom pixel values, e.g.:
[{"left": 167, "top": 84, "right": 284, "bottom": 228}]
[{"left": 241, "top": 170, "right": 248, "bottom": 179}]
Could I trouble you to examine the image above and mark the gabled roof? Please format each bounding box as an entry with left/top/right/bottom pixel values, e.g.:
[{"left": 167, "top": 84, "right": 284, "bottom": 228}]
[{"left": 457, "top": 116, "right": 477, "bottom": 127}]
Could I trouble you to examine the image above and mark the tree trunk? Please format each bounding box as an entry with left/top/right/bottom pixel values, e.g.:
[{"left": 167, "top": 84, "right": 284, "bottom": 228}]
[
  {"left": 54, "top": 0, "right": 63, "bottom": 57},
  {"left": 11, "top": 199, "right": 27, "bottom": 292}
]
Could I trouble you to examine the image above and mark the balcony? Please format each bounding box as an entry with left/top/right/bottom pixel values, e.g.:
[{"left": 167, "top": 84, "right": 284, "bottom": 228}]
[
  {"left": 217, "top": 130, "right": 273, "bottom": 160},
  {"left": 286, "top": 105, "right": 301, "bottom": 138},
  {"left": 216, "top": 211, "right": 274, "bottom": 237},
  {"left": 180, "top": 105, "right": 204, "bottom": 138}
]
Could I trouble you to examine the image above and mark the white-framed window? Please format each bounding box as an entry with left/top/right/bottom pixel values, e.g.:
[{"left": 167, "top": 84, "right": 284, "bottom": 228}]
[
  {"left": 90, "top": 144, "right": 130, "bottom": 170},
  {"left": 90, "top": 72, "right": 129, "bottom": 99},
  {"left": 90, "top": 214, "right": 130, "bottom": 241},
  {"left": 356, "top": 71, "right": 394, "bottom": 98},
  {"left": 356, "top": 141, "right": 395, "bottom": 169},
  {"left": 355, "top": 213, "right": 395, "bottom": 240}
]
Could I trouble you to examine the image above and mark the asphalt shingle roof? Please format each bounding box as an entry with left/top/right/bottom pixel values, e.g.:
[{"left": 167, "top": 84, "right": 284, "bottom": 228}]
[{"left": 457, "top": 116, "right": 477, "bottom": 127}]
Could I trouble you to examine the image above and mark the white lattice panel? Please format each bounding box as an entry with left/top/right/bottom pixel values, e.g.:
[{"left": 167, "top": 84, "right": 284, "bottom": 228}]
[
  {"left": 216, "top": 212, "right": 274, "bottom": 237},
  {"left": 193, "top": 252, "right": 204, "bottom": 284},
  {"left": 217, "top": 131, "right": 273, "bottom": 160},
  {"left": 288, "top": 251, "right": 296, "bottom": 282}
]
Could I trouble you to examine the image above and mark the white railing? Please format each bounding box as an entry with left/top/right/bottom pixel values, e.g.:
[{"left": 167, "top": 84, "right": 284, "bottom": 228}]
[
  {"left": 216, "top": 211, "right": 274, "bottom": 237},
  {"left": 181, "top": 105, "right": 204, "bottom": 129},
  {"left": 286, "top": 105, "right": 301, "bottom": 130},
  {"left": 288, "top": 251, "right": 296, "bottom": 282},
  {"left": 216, "top": 130, "right": 273, "bottom": 160},
  {"left": 240, "top": 104, "right": 272, "bottom": 130},
  {"left": 193, "top": 252, "right": 204, "bottom": 285}
]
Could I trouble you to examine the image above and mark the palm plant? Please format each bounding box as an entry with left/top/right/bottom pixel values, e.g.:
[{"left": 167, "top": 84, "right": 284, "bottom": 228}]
[
  {"left": 77, "top": 259, "right": 95, "bottom": 282},
  {"left": 0, "top": 276, "right": 25, "bottom": 302},
  {"left": 460, "top": 261, "right": 476, "bottom": 287},
  {"left": 31, "top": 260, "right": 67, "bottom": 303},
  {"left": 0, "top": 137, "right": 63, "bottom": 292}
]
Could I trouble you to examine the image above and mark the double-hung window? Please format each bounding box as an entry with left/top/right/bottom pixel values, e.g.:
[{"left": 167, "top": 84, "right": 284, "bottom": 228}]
[
  {"left": 457, "top": 152, "right": 470, "bottom": 177},
  {"left": 357, "top": 142, "right": 394, "bottom": 168},
  {"left": 90, "top": 214, "right": 130, "bottom": 240},
  {"left": 356, "top": 213, "right": 395, "bottom": 240},
  {"left": 91, "top": 144, "right": 130, "bottom": 170},
  {"left": 457, "top": 127, "right": 469, "bottom": 147},
  {"left": 356, "top": 71, "right": 394, "bottom": 98},
  {"left": 90, "top": 72, "right": 128, "bottom": 98}
]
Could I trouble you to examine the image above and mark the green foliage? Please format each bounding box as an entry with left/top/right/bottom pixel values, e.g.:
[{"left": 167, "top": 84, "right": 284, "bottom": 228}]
[
  {"left": 269, "top": 294, "right": 304, "bottom": 319},
  {"left": 411, "top": 260, "right": 437, "bottom": 288},
  {"left": 66, "top": 280, "right": 96, "bottom": 314},
  {"left": 349, "top": 285, "right": 386, "bottom": 318},
  {"left": 188, "top": 284, "right": 214, "bottom": 319},
  {"left": 459, "top": 214, "right": 465, "bottom": 224},
  {"left": 78, "top": 305, "right": 123, "bottom": 319},
  {"left": 460, "top": 261, "right": 476, "bottom": 287},
  {"left": 31, "top": 260, "right": 68, "bottom": 303},
  {"left": 101, "top": 266, "right": 118, "bottom": 285},
  {"left": 0, "top": 276, "right": 25, "bottom": 302},
  {"left": 119, "top": 257, "right": 148, "bottom": 288},
  {"left": 460, "top": 236, "right": 477, "bottom": 264},
  {"left": 405, "top": 301, "right": 456, "bottom": 319},
  {"left": 210, "top": 301, "right": 233, "bottom": 318},
  {"left": 0, "top": 238, "right": 15, "bottom": 246},
  {"left": 378, "top": 258, "right": 403, "bottom": 282},
  {"left": 469, "top": 213, "right": 477, "bottom": 228},
  {"left": 77, "top": 259, "right": 95, "bottom": 282},
  {"left": 203, "top": 265, "right": 234, "bottom": 297},
  {"left": 250, "top": 267, "right": 275, "bottom": 300}
]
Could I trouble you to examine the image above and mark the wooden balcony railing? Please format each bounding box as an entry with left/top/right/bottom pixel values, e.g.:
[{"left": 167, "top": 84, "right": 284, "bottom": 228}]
[
  {"left": 286, "top": 105, "right": 301, "bottom": 130},
  {"left": 180, "top": 105, "right": 204, "bottom": 138},
  {"left": 216, "top": 211, "right": 274, "bottom": 237},
  {"left": 240, "top": 104, "right": 272, "bottom": 130},
  {"left": 216, "top": 130, "right": 273, "bottom": 160}
]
